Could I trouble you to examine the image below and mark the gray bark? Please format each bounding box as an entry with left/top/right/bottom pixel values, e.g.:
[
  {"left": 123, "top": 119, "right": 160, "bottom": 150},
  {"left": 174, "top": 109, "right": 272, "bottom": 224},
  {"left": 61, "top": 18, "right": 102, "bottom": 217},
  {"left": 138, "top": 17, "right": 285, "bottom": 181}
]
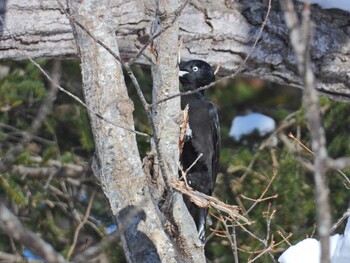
[
  {"left": 1, "top": 0, "right": 350, "bottom": 101},
  {"left": 66, "top": 0, "right": 204, "bottom": 262},
  {"left": 68, "top": 1, "right": 177, "bottom": 262},
  {"left": 151, "top": 0, "right": 205, "bottom": 260}
]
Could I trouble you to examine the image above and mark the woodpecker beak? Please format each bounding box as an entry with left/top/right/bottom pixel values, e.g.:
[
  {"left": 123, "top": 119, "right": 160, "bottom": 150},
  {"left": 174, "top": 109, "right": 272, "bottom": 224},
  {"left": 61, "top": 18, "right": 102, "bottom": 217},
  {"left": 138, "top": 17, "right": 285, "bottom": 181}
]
[{"left": 179, "top": 70, "right": 189, "bottom": 77}]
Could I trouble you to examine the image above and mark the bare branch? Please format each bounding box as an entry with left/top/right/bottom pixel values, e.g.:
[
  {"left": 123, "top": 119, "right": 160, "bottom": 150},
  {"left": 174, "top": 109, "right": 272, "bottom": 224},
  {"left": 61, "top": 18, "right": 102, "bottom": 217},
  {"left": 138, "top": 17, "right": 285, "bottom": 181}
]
[
  {"left": 67, "top": 192, "right": 96, "bottom": 259},
  {"left": 0, "top": 123, "right": 54, "bottom": 145},
  {"left": 170, "top": 178, "right": 250, "bottom": 224},
  {"left": 288, "top": 132, "right": 314, "bottom": 154},
  {"left": 244, "top": 170, "right": 278, "bottom": 215},
  {"left": 11, "top": 164, "right": 85, "bottom": 179},
  {"left": 232, "top": 224, "right": 239, "bottom": 263},
  {"left": 279, "top": 1, "right": 331, "bottom": 262},
  {"left": 0, "top": 202, "right": 68, "bottom": 263},
  {"left": 328, "top": 157, "right": 350, "bottom": 171},
  {"left": 331, "top": 208, "right": 350, "bottom": 233},
  {"left": 288, "top": 132, "right": 350, "bottom": 187},
  {"left": 0, "top": 59, "right": 61, "bottom": 172}
]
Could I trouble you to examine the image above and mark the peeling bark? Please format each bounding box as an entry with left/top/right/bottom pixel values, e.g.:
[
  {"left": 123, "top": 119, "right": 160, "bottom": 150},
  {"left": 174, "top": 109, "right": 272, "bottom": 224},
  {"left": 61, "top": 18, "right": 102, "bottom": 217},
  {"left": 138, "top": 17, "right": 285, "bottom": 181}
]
[{"left": 1, "top": 0, "right": 350, "bottom": 100}]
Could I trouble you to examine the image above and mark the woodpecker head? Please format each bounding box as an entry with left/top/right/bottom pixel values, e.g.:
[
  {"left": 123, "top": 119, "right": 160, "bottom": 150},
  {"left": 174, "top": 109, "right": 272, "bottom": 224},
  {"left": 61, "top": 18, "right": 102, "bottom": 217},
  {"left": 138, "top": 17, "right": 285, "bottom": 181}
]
[{"left": 179, "top": 60, "right": 215, "bottom": 90}]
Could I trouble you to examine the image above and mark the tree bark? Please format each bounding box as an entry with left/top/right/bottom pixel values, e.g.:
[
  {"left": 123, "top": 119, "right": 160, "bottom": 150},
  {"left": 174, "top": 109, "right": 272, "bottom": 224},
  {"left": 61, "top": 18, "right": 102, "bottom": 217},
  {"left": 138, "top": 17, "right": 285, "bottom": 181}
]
[
  {"left": 66, "top": 0, "right": 204, "bottom": 262},
  {"left": 151, "top": 0, "right": 205, "bottom": 260},
  {"left": 67, "top": 1, "right": 180, "bottom": 262},
  {"left": 1, "top": 0, "right": 350, "bottom": 101}
]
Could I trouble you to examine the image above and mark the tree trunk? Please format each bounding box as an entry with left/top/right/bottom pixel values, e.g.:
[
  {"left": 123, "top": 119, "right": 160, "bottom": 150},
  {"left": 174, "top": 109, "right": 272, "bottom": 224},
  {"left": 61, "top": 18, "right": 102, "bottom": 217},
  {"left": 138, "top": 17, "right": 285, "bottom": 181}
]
[
  {"left": 1, "top": 0, "right": 349, "bottom": 101},
  {"left": 68, "top": 1, "right": 172, "bottom": 262},
  {"left": 150, "top": 0, "right": 205, "bottom": 260},
  {"left": 67, "top": 0, "right": 204, "bottom": 262}
]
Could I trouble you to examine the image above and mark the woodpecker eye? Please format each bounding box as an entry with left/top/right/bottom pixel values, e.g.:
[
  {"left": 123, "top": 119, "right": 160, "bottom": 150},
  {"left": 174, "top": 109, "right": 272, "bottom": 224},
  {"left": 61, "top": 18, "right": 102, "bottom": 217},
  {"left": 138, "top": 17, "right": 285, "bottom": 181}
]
[{"left": 192, "top": 66, "right": 199, "bottom": 72}]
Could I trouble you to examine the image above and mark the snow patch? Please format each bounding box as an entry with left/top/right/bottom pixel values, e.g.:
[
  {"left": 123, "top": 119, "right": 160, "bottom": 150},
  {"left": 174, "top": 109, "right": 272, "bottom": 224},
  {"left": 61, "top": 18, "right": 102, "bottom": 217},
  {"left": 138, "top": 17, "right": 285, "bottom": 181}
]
[
  {"left": 229, "top": 113, "right": 275, "bottom": 141},
  {"left": 279, "top": 217, "right": 350, "bottom": 263}
]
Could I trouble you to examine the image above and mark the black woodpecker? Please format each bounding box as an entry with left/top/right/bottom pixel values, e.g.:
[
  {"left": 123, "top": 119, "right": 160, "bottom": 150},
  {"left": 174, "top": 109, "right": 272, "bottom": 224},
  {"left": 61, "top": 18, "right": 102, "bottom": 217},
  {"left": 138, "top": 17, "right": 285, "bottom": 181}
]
[{"left": 179, "top": 60, "right": 221, "bottom": 243}]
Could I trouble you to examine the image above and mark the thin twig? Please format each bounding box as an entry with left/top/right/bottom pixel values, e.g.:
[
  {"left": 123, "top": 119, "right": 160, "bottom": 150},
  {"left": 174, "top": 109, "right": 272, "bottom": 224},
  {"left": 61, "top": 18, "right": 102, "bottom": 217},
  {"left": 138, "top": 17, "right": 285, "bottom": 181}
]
[
  {"left": 234, "top": 220, "right": 265, "bottom": 244},
  {"left": 289, "top": 132, "right": 350, "bottom": 187},
  {"left": 264, "top": 205, "right": 276, "bottom": 244},
  {"left": 248, "top": 246, "right": 272, "bottom": 263},
  {"left": 124, "top": 64, "right": 150, "bottom": 110},
  {"left": 331, "top": 208, "right": 350, "bottom": 233},
  {"left": 185, "top": 153, "right": 203, "bottom": 174},
  {"left": 288, "top": 132, "right": 313, "bottom": 154},
  {"left": 231, "top": 223, "right": 239, "bottom": 263},
  {"left": 67, "top": 191, "right": 96, "bottom": 259},
  {"left": 0, "top": 123, "right": 54, "bottom": 145},
  {"left": 241, "top": 194, "right": 278, "bottom": 203},
  {"left": 277, "top": 230, "right": 292, "bottom": 246},
  {"left": 245, "top": 170, "right": 278, "bottom": 215}
]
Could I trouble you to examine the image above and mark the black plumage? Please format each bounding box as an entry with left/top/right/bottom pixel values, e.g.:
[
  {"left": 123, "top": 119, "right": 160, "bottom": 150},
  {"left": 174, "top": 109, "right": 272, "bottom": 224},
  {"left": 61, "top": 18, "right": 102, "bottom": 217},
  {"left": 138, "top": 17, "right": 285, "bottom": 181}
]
[{"left": 179, "top": 60, "right": 221, "bottom": 243}]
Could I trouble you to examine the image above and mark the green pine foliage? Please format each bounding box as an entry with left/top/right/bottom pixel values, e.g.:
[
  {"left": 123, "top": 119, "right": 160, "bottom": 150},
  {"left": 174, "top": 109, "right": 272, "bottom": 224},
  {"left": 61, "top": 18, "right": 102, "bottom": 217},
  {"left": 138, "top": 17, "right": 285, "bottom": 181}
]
[{"left": 0, "top": 175, "right": 28, "bottom": 206}]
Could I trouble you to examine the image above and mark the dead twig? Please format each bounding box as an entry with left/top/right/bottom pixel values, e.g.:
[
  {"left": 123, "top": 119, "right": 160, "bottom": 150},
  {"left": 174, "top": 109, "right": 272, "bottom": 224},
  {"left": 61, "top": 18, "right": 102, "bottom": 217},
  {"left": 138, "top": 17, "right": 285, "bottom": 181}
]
[
  {"left": 169, "top": 178, "right": 250, "bottom": 224},
  {"left": 288, "top": 132, "right": 350, "bottom": 187},
  {"left": 245, "top": 170, "right": 278, "bottom": 215},
  {"left": 67, "top": 192, "right": 96, "bottom": 259},
  {"left": 331, "top": 208, "right": 350, "bottom": 233},
  {"left": 276, "top": 231, "right": 292, "bottom": 246},
  {"left": 241, "top": 194, "right": 278, "bottom": 203}
]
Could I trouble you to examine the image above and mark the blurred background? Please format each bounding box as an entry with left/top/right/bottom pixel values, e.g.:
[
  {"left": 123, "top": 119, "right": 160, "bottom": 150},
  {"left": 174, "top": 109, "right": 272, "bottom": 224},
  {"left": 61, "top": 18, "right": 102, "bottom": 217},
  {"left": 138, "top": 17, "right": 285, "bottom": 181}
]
[{"left": 0, "top": 60, "right": 349, "bottom": 262}]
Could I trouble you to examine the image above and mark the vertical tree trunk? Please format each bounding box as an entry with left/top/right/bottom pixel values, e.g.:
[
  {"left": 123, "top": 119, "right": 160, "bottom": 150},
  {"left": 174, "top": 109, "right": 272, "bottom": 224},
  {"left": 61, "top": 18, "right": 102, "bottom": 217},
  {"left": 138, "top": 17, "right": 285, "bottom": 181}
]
[
  {"left": 68, "top": 0, "right": 205, "bottom": 261},
  {"left": 151, "top": 0, "right": 205, "bottom": 260},
  {"left": 68, "top": 0, "right": 182, "bottom": 262}
]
